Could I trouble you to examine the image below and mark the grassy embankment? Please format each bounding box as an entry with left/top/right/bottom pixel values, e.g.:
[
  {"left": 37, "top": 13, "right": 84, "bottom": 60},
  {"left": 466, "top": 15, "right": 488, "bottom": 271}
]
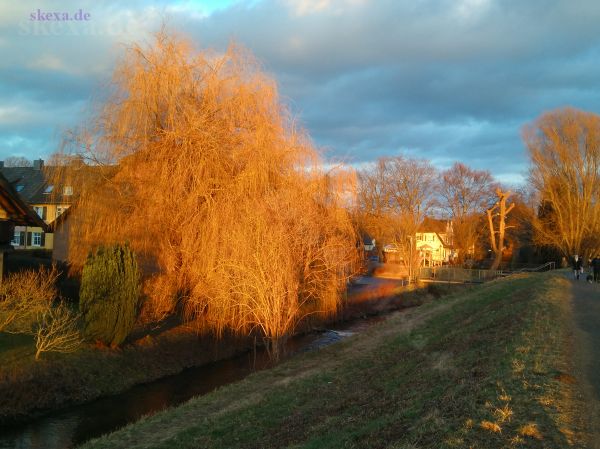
[
  {"left": 81, "top": 272, "right": 590, "bottom": 449},
  {"left": 0, "top": 278, "right": 436, "bottom": 423}
]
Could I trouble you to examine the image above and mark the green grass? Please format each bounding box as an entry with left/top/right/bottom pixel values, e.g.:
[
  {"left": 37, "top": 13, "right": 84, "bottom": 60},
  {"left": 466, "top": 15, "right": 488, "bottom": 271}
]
[{"left": 79, "top": 272, "right": 589, "bottom": 449}]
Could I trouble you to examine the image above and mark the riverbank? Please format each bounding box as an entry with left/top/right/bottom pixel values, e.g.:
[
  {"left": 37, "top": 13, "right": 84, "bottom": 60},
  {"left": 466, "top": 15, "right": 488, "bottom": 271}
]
[
  {"left": 81, "top": 273, "right": 591, "bottom": 449},
  {"left": 0, "top": 278, "right": 450, "bottom": 424}
]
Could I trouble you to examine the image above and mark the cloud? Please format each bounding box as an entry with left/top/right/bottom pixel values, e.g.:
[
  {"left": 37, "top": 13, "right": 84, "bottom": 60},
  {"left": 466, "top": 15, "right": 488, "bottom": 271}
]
[{"left": 2, "top": 0, "right": 600, "bottom": 183}]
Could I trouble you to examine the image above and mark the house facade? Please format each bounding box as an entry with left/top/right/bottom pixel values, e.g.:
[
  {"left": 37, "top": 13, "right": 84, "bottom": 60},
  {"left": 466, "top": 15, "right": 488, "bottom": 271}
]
[
  {"left": 0, "top": 172, "right": 48, "bottom": 277},
  {"left": 416, "top": 218, "right": 455, "bottom": 267},
  {"left": 0, "top": 159, "right": 73, "bottom": 251}
]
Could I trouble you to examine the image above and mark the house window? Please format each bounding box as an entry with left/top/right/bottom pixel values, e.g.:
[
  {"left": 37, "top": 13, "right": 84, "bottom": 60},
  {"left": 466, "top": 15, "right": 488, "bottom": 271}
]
[
  {"left": 44, "top": 185, "right": 54, "bottom": 194},
  {"left": 63, "top": 186, "right": 73, "bottom": 196},
  {"left": 32, "top": 232, "right": 42, "bottom": 247},
  {"left": 33, "top": 206, "right": 47, "bottom": 220},
  {"left": 11, "top": 231, "right": 22, "bottom": 246},
  {"left": 15, "top": 185, "right": 24, "bottom": 192}
]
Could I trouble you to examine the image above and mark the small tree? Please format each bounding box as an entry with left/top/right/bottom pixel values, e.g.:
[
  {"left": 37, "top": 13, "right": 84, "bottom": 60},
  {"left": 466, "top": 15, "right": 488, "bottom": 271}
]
[
  {"left": 80, "top": 244, "right": 141, "bottom": 347},
  {"left": 35, "top": 302, "right": 82, "bottom": 360}
]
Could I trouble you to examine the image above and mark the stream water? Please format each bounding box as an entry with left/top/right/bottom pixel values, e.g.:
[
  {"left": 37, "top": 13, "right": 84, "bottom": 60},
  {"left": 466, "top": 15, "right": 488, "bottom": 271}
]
[{"left": 0, "top": 310, "right": 391, "bottom": 449}]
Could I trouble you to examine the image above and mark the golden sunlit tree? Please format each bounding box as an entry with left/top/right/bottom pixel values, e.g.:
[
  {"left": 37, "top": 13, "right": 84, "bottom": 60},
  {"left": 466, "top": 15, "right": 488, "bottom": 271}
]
[
  {"left": 524, "top": 108, "right": 600, "bottom": 259},
  {"left": 53, "top": 31, "right": 357, "bottom": 358}
]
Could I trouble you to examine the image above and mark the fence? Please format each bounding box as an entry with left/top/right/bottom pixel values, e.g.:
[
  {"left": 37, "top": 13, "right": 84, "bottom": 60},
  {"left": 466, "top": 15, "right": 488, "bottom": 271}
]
[
  {"left": 418, "top": 262, "right": 556, "bottom": 283},
  {"left": 418, "top": 267, "right": 502, "bottom": 283}
]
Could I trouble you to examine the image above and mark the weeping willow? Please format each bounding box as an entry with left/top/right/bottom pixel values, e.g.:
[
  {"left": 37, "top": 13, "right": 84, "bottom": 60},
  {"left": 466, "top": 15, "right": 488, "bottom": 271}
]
[{"left": 50, "top": 31, "right": 357, "bottom": 356}]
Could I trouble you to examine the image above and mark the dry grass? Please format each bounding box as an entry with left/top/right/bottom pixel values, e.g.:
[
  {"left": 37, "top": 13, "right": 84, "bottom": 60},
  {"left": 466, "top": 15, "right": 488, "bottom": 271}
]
[
  {"left": 481, "top": 420, "right": 502, "bottom": 433},
  {"left": 519, "top": 423, "right": 544, "bottom": 440}
]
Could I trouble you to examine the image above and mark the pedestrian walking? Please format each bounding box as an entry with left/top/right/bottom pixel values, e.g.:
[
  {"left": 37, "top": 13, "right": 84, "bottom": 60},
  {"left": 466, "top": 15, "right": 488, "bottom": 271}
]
[
  {"left": 593, "top": 255, "right": 600, "bottom": 283},
  {"left": 573, "top": 255, "right": 583, "bottom": 280}
]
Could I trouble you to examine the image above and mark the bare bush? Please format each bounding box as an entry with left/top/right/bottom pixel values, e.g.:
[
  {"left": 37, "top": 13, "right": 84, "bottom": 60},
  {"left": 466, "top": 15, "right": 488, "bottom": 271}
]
[
  {"left": 0, "top": 266, "right": 59, "bottom": 333},
  {"left": 34, "top": 302, "right": 82, "bottom": 360}
]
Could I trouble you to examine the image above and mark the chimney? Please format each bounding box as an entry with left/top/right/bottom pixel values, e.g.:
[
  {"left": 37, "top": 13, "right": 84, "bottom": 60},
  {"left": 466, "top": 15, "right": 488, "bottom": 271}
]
[{"left": 33, "top": 159, "right": 44, "bottom": 170}]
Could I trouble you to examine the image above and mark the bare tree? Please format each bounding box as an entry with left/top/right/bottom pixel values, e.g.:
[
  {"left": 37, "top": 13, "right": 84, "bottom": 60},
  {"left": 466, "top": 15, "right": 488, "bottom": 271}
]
[
  {"left": 487, "top": 188, "right": 515, "bottom": 270},
  {"left": 357, "top": 156, "right": 437, "bottom": 280},
  {"left": 524, "top": 107, "right": 600, "bottom": 259},
  {"left": 34, "top": 303, "right": 82, "bottom": 360},
  {"left": 439, "top": 163, "right": 496, "bottom": 263},
  {"left": 3, "top": 156, "right": 32, "bottom": 167},
  {"left": 356, "top": 159, "right": 396, "bottom": 259}
]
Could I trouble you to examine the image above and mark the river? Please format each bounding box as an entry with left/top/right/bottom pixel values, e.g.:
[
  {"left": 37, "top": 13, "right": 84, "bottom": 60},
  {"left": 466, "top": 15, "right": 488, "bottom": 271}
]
[{"left": 0, "top": 277, "right": 401, "bottom": 449}]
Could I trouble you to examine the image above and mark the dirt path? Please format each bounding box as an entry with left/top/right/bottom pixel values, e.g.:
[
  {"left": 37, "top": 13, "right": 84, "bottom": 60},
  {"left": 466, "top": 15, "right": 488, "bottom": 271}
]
[{"left": 569, "top": 275, "right": 600, "bottom": 447}]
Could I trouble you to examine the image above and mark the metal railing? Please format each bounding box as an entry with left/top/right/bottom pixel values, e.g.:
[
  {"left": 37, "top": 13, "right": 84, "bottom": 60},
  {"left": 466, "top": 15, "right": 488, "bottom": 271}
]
[
  {"left": 418, "top": 262, "right": 556, "bottom": 283},
  {"left": 512, "top": 261, "right": 556, "bottom": 272},
  {"left": 418, "top": 267, "right": 502, "bottom": 283}
]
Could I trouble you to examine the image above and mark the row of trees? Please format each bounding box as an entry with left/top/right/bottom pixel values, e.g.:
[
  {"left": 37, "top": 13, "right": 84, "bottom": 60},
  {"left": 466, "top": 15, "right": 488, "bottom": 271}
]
[
  {"left": 356, "top": 108, "right": 600, "bottom": 270},
  {"left": 355, "top": 156, "right": 516, "bottom": 271}
]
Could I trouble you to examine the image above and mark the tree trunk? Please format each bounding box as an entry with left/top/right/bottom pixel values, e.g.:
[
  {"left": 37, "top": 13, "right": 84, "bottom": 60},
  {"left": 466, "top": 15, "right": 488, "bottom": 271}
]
[
  {"left": 487, "top": 189, "right": 515, "bottom": 271},
  {"left": 491, "top": 251, "right": 503, "bottom": 272}
]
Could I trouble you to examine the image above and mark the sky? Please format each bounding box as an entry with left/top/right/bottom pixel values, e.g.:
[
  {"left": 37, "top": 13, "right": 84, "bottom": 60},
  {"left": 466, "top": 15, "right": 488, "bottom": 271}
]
[{"left": 2, "top": 1, "right": 600, "bottom": 184}]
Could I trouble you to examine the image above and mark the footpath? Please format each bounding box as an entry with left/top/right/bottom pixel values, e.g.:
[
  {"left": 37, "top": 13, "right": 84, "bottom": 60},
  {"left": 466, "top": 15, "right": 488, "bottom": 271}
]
[{"left": 570, "top": 275, "right": 600, "bottom": 448}]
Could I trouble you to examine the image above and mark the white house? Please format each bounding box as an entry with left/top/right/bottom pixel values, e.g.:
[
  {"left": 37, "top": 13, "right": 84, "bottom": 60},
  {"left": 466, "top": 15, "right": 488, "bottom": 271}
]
[{"left": 416, "top": 218, "right": 455, "bottom": 267}]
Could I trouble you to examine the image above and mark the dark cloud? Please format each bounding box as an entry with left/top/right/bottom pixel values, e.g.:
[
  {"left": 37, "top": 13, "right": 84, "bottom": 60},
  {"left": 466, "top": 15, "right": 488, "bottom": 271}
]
[{"left": 2, "top": 0, "right": 600, "bottom": 183}]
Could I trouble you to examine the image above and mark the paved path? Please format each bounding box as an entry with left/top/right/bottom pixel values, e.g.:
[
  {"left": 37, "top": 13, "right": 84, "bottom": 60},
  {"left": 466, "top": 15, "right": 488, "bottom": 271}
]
[{"left": 570, "top": 275, "right": 600, "bottom": 447}]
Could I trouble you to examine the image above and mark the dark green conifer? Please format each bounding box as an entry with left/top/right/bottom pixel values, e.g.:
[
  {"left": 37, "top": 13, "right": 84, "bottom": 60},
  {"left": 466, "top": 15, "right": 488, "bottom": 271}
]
[{"left": 80, "top": 244, "right": 140, "bottom": 346}]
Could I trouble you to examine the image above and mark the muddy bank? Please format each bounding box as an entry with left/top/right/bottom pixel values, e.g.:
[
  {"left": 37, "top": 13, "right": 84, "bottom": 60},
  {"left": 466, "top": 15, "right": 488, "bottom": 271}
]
[
  {"left": 0, "top": 280, "right": 465, "bottom": 425},
  {"left": 0, "top": 327, "right": 253, "bottom": 425}
]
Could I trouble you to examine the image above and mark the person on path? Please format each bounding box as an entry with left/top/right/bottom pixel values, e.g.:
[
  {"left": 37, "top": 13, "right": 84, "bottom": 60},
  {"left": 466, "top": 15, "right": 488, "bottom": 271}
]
[
  {"left": 592, "top": 256, "right": 600, "bottom": 283},
  {"left": 573, "top": 255, "right": 583, "bottom": 280}
]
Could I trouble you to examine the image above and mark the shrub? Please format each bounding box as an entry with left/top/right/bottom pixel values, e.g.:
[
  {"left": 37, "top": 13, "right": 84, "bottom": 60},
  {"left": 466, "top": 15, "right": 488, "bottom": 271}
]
[
  {"left": 0, "top": 266, "right": 59, "bottom": 333},
  {"left": 34, "top": 302, "right": 82, "bottom": 360},
  {"left": 79, "top": 244, "right": 141, "bottom": 347}
]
